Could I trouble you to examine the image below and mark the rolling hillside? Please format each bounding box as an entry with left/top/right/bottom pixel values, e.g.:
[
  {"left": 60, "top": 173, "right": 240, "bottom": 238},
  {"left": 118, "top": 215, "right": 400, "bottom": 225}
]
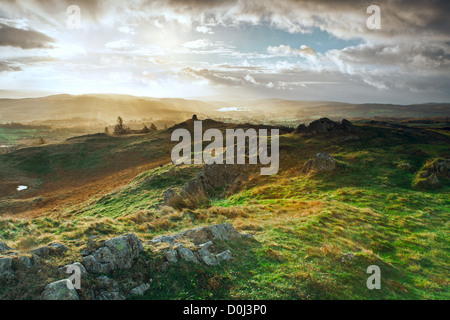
[{"left": 0, "top": 118, "right": 448, "bottom": 299}]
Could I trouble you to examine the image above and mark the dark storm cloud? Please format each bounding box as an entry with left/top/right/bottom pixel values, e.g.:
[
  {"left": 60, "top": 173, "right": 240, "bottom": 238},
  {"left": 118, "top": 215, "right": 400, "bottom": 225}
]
[{"left": 0, "top": 23, "right": 54, "bottom": 49}]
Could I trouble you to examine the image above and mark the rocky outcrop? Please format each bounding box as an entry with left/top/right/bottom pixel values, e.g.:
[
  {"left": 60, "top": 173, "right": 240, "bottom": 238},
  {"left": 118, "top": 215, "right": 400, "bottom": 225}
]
[
  {"left": 164, "top": 163, "right": 255, "bottom": 209},
  {"left": 29, "top": 242, "right": 68, "bottom": 258},
  {"left": 301, "top": 153, "right": 337, "bottom": 174},
  {"left": 41, "top": 279, "right": 79, "bottom": 300},
  {"left": 197, "top": 248, "right": 220, "bottom": 266},
  {"left": 149, "top": 223, "right": 254, "bottom": 267},
  {"left": 151, "top": 223, "right": 252, "bottom": 245},
  {"left": 12, "top": 255, "right": 34, "bottom": 270},
  {"left": 295, "top": 118, "right": 356, "bottom": 136},
  {"left": 58, "top": 262, "right": 88, "bottom": 277},
  {"left": 414, "top": 158, "right": 450, "bottom": 188},
  {"left": 1, "top": 248, "right": 36, "bottom": 281},
  {"left": 216, "top": 250, "right": 233, "bottom": 261},
  {"left": 163, "top": 188, "right": 184, "bottom": 209},
  {"left": 82, "top": 233, "right": 143, "bottom": 273}
]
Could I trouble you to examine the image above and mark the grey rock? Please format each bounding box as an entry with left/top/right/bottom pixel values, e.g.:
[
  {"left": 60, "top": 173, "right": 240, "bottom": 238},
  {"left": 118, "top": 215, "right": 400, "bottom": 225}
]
[
  {"left": 164, "top": 249, "right": 178, "bottom": 264},
  {"left": 48, "top": 242, "right": 68, "bottom": 254},
  {"left": 29, "top": 242, "right": 68, "bottom": 258},
  {"left": 130, "top": 282, "right": 151, "bottom": 296},
  {"left": 165, "top": 163, "right": 255, "bottom": 209},
  {"left": 177, "top": 247, "right": 199, "bottom": 264},
  {"left": 197, "top": 241, "right": 214, "bottom": 251},
  {"left": 176, "top": 223, "right": 245, "bottom": 245},
  {"left": 301, "top": 153, "right": 337, "bottom": 174},
  {"left": 30, "top": 246, "right": 50, "bottom": 257},
  {"left": 0, "top": 257, "right": 14, "bottom": 281},
  {"left": 241, "top": 233, "right": 255, "bottom": 240},
  {"left": 81, "top": 250, "right": 90, "bottom": 256},
  {"left": 97, "top": 276, "right": 119, "bottom": 291},
  {"left": 150, "top": 223, "right": 245, "bottom": 246},
  {"left": 197, "top": 248, "right": 220, "bottom": 266},
  {"left": 41, "top": 279, "right": 79, "bottom": 300},
  {"left": 151, "top": 235, "right": 177, "bottom": 244},
  {"left": 12, "top": 255, "right": 33, "bottom": 270},
  {"left": 58, "top": 262, "right": 88, "bottom": 277},
  {"left": 216, "top": 250, "right": 233, "bottom": 261},
  {"left": 95, "top": 276, "right": 124, "bottom": 300},
  {"left": 82, "top": 233, "right": 143, "bottom": 273}
]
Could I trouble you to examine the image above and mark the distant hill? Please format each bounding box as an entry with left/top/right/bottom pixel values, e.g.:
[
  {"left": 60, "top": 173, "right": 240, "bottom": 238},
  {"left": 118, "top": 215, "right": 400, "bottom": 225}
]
[{"left": 0, "top": 94, "right": 449, "bottom": 124}]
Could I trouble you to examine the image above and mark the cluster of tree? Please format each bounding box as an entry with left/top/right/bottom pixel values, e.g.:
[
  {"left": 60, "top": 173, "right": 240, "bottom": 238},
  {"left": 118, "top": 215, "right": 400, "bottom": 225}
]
[
  {"left": 113, "top": 116, "right": 131, "bottom": 135},
  {"left": 107, "top": 116, "right": 159, "bottom": 135},
  {"left": 141, "top": 123, "right": 158, "bottom": 133}
]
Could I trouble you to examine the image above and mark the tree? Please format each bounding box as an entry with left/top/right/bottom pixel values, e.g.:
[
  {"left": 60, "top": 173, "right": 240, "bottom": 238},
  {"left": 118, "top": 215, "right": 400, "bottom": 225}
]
[
  {"left": 142, "top": 125, "right": 150, "bottom": 133},
  {"left": 114, "top": 116, "right": 129, "bottom": 135},
  {"left": 150, "top": 123, "right": 158, "bottom": 132},
  {"left": 104, "top": 126, "right": 109, "bottom": 134}
]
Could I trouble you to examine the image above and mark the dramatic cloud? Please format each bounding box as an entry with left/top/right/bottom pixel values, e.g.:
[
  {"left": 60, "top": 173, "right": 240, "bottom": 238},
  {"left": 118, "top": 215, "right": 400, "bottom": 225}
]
[
  {"left": 0, "top": 0, "right": 449, "bottom": 103},
  {"left": 267, "top": 45, "right": 316, "bottom": 57},
  {"left": 0, "top": 61, "right": 21, "bottom": 72},
  {"left": 0, "top": 23, "right": 54, "bottom": 49}
]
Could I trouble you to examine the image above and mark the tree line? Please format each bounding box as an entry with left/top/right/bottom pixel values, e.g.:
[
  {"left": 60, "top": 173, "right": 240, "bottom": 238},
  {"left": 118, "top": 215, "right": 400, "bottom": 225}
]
[{"left": 106, "top": 116, "right": 160, "bottom": 135}]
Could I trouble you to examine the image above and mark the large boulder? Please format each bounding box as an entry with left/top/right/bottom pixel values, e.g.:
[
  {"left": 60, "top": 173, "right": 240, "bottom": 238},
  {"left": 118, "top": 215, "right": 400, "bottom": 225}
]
[
  {"left": 301, "top": 153, "right": 337, "bottom": 174},
  {"left": 82, "top": 233, "right": 143, "bottom": 273},
  {"left": 295, "top": 118, "right": 356, "bottom": 136},
  {"left": 41, "top": 279, "right": 79, "bottom": 300}
]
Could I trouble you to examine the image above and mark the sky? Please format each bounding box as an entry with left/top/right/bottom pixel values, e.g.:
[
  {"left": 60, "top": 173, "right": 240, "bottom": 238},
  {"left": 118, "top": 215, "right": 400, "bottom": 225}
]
[{"left": 0, "top": 0, "right": 449, "bottom": 104}]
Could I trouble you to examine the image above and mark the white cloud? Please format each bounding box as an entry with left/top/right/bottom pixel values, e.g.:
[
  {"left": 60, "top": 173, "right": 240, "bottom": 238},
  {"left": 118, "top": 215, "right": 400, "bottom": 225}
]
[
  {"left": 195, "top": 26, "right": 214, "bottom": 34},
  {"left": 267, "top": 44, "right": 316, "bottom": 57}
]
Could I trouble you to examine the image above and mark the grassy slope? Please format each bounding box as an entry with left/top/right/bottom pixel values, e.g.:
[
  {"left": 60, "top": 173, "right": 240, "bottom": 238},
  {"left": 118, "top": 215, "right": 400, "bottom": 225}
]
[{"left": 0, "top": 122, "right": 449, "bottom": 300}]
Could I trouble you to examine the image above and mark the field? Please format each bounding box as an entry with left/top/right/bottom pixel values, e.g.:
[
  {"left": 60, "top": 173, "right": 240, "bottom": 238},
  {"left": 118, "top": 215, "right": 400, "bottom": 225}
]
[{"left": 0, "top": 118, "right": 449, "bottom": 300}]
